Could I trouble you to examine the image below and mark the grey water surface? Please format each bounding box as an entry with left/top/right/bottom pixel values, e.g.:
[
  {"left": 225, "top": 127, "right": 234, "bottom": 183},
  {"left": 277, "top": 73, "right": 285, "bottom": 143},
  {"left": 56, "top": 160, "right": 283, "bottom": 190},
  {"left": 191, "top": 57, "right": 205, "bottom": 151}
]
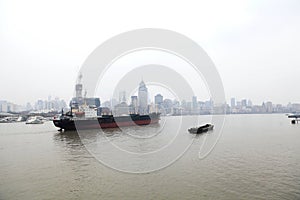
[{"left": 0, "top": 114, "right": 299, "bottom": 200}]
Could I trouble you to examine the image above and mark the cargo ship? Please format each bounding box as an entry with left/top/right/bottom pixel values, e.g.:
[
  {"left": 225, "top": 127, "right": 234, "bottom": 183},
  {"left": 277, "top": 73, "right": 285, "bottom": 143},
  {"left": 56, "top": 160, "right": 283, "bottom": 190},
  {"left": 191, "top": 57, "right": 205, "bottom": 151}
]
[
  {"left": 53, "top": 112, "right": 160, "bottom": 131},
  {"left": 53, "top": 75, "right": 160, "bottom": 131}
]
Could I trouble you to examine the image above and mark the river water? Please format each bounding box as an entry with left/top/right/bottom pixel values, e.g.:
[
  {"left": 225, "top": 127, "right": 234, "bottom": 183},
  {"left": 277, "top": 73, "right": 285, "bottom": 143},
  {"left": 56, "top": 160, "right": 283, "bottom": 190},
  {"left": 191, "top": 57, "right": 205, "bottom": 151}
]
[{"left": 0, "top": 114, "right": 300, "bottom": 200}]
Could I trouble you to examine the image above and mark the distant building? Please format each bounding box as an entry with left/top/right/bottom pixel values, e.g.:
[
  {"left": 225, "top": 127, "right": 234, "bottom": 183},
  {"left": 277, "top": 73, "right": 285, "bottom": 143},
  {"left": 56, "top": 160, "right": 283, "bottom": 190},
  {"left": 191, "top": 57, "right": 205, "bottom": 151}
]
[
  {"left": 85, "top": 98, "right": 101, "bottom": 107},
  {"left": 162, "top": 99, "right": 173, "bottom": 114},
  {"left": 181, "top": 100, "right": 186, "bottom": 109},
  {"left": 69, "top": 74, "right": 101, "bottom": 112},
  {"left": 138, "top": 80, "right": 148, "bottom": 114},
  {"left": 119, "top": 91, "right": 126, "bottom": 103},
  {"left": 274, "top": 104, "right": 283, "bottom": 113},
  {"left": 236, "top": 101, "right": 241, "bottom": 108},
  {"left": 292, "top": 103, "right": 300, "bottom": 112},
  {"left": 34, "top": 97, "right": 67, "bottom": 112},
  {"left": 231, "top": 98, "right": 236, "bottom": 108},
  {"left": 155, "top": 94, "right": 163, "bottom": 105},
  {"left": 186, "top": 102, "right": 192, "bottom": 114},
  {"left": 110, "top": 98, "right": 119, "bottom": 109},
  {"left": 36, "top": 100, "right": 44, "bottom": 111},
  {"left": 75, "top": 73, "right": 83, "bottom": 105},
  {"left": 114, "top": 102, "right": 129, "bottom": 116},
  {"left": 26, "top": 102, "right": 33, "bottom": 111},
  {"left": 129, "top": 96, "right": 138, "bottom": 114},
  {"left": 173, "top": 100, "right": 180, "bottom": 107},
  {"left": 192, "top": 96, "right": 198, "bottom": 112},
  {"left": 102, "top": 101, "right": 111, "bottom": 109},
  {"left": 241, "top": 99, "right": 247, "bottom": 108},
  {"left": 266, "top": 101, "right": 273, "bottom": 113},
  {"left": 0, "top": 101, "right": 8, "bottom": 112},
  {"left": 205, "top": 99, "right": 213, "bottom": 109},
  {"left": 248, "top": 99, "right": 253, "bottom": 107}
]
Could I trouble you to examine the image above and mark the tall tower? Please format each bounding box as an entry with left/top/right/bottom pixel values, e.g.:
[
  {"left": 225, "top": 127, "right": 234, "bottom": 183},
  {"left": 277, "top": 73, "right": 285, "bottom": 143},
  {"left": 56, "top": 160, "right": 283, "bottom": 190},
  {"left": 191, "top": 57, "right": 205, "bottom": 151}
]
[
  {"left": 138, "top": 80, "right": 148, "bottom": 114},
  {"left": 72, "top": 73, "right": 84, "bottom": 107},
  {"left": 76, "top": 73, "right": 83, "bottom": 99}
]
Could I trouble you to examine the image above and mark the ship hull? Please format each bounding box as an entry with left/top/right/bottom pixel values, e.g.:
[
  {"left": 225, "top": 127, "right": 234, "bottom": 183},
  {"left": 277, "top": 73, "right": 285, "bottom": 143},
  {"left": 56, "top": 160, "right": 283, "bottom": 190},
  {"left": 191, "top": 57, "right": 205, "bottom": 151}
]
[{"left": 53, "top": 113, "right": 160, "bottom": 131}]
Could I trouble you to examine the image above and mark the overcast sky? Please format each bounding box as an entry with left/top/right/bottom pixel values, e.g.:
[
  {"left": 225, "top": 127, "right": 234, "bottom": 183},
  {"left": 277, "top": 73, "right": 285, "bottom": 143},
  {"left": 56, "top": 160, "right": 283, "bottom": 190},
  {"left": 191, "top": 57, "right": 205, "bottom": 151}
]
[{"left": 1, "top": 0, "right": 300, "bottom": 105}]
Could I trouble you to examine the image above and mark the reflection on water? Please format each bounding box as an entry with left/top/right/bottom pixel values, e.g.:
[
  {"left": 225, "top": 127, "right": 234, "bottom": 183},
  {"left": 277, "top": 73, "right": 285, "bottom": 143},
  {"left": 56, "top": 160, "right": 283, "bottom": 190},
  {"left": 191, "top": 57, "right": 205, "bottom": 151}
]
[
  {"left": 0, "top": 115, "right": 300, "bottom": 199},
  {"left": 54, "top": 130, "right": 82, "bottom": 146}
]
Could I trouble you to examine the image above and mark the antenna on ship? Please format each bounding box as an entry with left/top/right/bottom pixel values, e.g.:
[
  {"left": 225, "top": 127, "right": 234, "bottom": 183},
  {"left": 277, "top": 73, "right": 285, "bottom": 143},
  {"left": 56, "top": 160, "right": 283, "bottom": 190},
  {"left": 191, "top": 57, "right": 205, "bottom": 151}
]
[
  {"left": 84, "top": 89, "right": 87, "bottom": 99},
  {"left": 84, "top": 89, "right": 87, "bottom": 106}
]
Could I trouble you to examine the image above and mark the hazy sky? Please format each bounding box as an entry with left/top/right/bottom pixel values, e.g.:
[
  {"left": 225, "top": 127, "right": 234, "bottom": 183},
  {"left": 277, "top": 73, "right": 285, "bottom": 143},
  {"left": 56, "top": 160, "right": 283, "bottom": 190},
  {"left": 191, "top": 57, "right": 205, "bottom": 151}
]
[{"left": 1, "top": 0, "right": 300, "bottom": 105}]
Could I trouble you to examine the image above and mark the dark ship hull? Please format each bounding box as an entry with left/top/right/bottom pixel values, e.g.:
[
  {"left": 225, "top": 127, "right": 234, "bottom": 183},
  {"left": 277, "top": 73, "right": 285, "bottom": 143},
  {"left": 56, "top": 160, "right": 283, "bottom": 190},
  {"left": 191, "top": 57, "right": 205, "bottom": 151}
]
[
  {"left": 188, "top": 124, "right": 214, "bottom": 134},
  {"left": 53, "top": 113, "right": 160, "bottom": 131}
]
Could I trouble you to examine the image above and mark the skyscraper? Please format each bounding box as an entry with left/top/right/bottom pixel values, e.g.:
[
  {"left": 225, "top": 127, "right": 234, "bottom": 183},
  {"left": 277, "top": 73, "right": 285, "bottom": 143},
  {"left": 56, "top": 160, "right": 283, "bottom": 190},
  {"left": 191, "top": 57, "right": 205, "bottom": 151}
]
[
  {"left": 130, "top": 96, "right": 138, "bottom": 114},
  {"left": 155, "top": 94, "right": 163, "bottom": 105},
  {"left": 266, "top": 101, "right": 273, "bottom": 113},
  {"left": 75, "top": 73, "right": 83, "bottom": 99},
  {"left": 231, "top": 98, "right": 236, "bottom": 108},
  {"left": 248, "top": 99, "right": 253, "bottom": 107},
  {"left": 72, "top": 73, "right": 84, "bottom": 107},
  {"left": 138, "top": 80, "right": 148, "bottom": 114},
  {"left": 241, "top": 99, "right": 247, "bottom": 107},
  {"left": 192, "top": 96, "right": 198, "bottom": 111}
]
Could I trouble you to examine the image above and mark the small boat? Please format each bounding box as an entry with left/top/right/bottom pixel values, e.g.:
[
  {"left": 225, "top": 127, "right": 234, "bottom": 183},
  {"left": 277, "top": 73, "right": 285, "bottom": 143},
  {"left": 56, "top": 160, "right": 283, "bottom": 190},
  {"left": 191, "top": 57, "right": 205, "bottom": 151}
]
[
  {"left": 188, "top": 124, "right": 214, "bottom": 134},
  {"left": 288, "top": 114, "right": 300, "bottom": 119},
  {"left": 25, "top": 116, "right": 44, "bottom": 124},
  {"left": 0, "top": 117, "right": 17, "bottom": 123},
  {"left": 0, "top": 117, "right": 12, "bottom": 123},
  {"left": 16, "top": 116, "right": 26, "bottom": 122},
  {"left": 287, "top": 114, "right": 300, "bottom": 124}
]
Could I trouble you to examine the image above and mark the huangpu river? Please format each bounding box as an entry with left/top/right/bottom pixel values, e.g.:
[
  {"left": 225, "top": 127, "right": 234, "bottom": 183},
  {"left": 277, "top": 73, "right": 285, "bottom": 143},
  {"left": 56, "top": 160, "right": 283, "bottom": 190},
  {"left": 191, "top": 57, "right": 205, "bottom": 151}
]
[{"left": 0, "top": 114, "right": 300, "bottom": 200}]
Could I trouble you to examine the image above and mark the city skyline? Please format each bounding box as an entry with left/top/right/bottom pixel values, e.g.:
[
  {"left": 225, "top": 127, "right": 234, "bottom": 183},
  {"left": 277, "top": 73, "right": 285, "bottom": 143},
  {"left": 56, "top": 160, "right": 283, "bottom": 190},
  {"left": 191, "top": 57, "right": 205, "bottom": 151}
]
[
  {"left": 1, "top": 1, "right": 300, "bottom": 105},
  {"left": 1, "top": 91, "right": 300, "bottom": 110},
  {"left": 2, "top": 93, "right": 300, "bottom": 114}
]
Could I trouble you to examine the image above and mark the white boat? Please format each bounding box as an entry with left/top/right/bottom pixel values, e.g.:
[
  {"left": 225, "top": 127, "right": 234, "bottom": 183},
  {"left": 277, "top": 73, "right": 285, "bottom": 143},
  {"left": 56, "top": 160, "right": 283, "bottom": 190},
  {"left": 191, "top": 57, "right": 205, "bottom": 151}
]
[
  {"left": 25, "top": 116, "right": 44, "bottom": 124},
  {"left": 17, "top": 116, "right": 26, "bottom": 122}
]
